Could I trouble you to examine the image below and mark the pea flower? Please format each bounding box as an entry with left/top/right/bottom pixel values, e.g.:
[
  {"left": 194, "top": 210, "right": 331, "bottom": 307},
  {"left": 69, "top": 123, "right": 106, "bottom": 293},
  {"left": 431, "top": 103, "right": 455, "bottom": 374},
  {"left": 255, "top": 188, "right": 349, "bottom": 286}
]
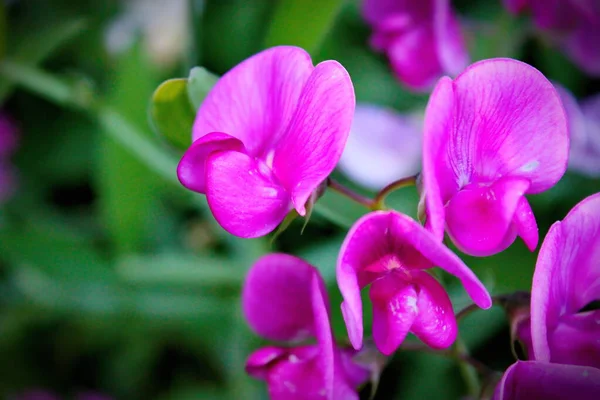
[
  {"left": 243, "top": 253, "right": 369, "bottom": 400},
  {"left": 337, "top": 104, "right": 422, "bottom": 190},
  {"left": 422, "top": 58, "right": 569, "bottom": 257},
  {"left": 504, "top": 0, "right": 600, "bottom": 76},
  {"left": 554, "top": 84, "right": 600, "bottom": 176},
  {"left": 337, "top": 210, "right": 491, "bottom": 356},
  {"left": 493, "top": 361, "right": 600, "bottom": 400},
  {"left": 178, "top": 46, "right": 354, "bottom": 238},
  {"left": 362, "top": 0, "right": 469, "bottom": 90}
]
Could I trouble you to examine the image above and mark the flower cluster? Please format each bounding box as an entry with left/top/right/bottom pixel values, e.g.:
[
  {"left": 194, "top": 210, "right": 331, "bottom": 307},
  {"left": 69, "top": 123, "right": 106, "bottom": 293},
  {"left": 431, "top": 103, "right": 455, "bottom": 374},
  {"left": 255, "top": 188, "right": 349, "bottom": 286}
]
[{"left": 174, "top": 2, "right": 600, "bottom": 398}]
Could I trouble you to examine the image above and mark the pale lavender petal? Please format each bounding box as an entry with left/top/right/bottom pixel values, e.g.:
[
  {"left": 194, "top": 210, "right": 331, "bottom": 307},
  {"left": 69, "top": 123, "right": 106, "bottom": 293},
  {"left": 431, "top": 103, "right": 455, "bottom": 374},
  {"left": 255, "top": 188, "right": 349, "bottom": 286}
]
[
  {"left": 272, "top": 60, "right": 354, "bottom": 216},
  {"left": 337, "top": 104, "right": 422, "bottom": 190},
  {"left": 193, "top": 46, "right": 313, "bottom": 157},
  {"left": 369, "top": 274, "right": 419, "bottom": 355},
  {"left": 242, "top": 253, "right": 325, "bottom": 342},
  {"left": 177, "top": 132, "right": 245, "bottom": 194},
  {"left": 493, "top": 361, "right": 600, "bottom": 400},
  {"left": 205, "top": 151, "right": 290, "bottom": 237},
  {"left": 444, "top": 177, "right": 531, "bottom": 257},
  {"left": 410, "top": 270, "right": 457, "bottom": 349}
]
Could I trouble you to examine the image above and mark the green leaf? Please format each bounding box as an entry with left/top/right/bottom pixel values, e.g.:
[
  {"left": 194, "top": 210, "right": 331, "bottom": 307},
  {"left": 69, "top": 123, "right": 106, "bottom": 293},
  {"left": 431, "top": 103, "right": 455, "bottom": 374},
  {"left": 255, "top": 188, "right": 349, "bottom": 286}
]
[
  {"left": 187, "top": 66, "right": 219, "bottom": 111},
  {"left": 150, "top": 78, "right": 196, "bottom": 150},
  {"left": 264, "top": 0, "right": 343, "bottom": 54}
]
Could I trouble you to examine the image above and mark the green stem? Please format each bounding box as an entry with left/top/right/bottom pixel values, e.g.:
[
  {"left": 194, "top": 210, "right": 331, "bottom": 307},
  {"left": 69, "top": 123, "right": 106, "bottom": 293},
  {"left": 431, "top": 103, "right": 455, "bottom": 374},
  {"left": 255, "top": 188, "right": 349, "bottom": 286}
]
[
  {"left": 372, "top": 174, "right": 418, "bottom": 209},
  {"left": 453, "top": 336, "right": 481, "bottom": 397},
  {"left": 327, "top": 178, "right": 378, "bottom": 210}
]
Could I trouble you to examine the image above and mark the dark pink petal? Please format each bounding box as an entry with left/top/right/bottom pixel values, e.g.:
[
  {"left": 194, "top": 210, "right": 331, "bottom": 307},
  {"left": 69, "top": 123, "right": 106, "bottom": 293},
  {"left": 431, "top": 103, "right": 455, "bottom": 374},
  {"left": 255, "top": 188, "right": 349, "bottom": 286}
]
[
  {"left": 513, "top": 196, "right": 539, "bottom": 251},
  {"left": 337, "top": 104, "right": 422, "bottom": 190},
  {"left": 369, "top": 274, "right": 419, "bottom": 355},
  {"left": 272, "top": 60, "right": 354, "bottom": 216},
  {"left": 503, "top": 0, "right": 529, "bottom": 14},
  {"left": 362, "top": 0, "right": 424, "bottom": 26},
  {"left": 205, "top": 151, "right": 290, "bottom": 238},
  {"left": 311, "top": 274, "right": 335, "bottom": 400},
  {"left": 338, "top": 348, "right": 371, "bottom": 389},
  {"left": 0, "top": 113, "right": 18, "bottom": 158},
  {"left": 242, "top": 253, "right": 326, "bottom": 342},
  {"left": 493, "top": 361, "right": 600, "bottom": 400},
  {"left": 531, "top": 192, "right": 600, "bottom": 362},
  {"left": 548, "top": 312, "right": 600, "bottom": 369},
  {"left": 177, "top": 132, "right": 245, "bottom": 194},
  {"left": 193, "top": 46, "right": 313, "bottom": 157},
  {"left": 246, "top": 346, "right": 289, "bottom": 379},
  {"left": 444, "top": 177, "right": 531, "bottom": 256},
  {"left": 562, "top": 22, "right": 600, "bottom": 76},
  {"left": 411, "top": 271, "right": 457, "bottom": 349}
]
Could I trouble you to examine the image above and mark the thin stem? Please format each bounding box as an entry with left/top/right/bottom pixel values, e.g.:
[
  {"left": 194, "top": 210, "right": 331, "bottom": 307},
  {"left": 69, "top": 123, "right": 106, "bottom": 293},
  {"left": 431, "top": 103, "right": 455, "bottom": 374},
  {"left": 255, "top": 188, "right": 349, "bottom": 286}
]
[
  {"left": 373, "top": 174, "right": 418, "bottom": 209},
  {"left": 327, "top": 178, "right": 376, "bottom": 210},
  {"left": 453, "top": 336, "right": 481, "bottom": 397},
  {"left": 455, "top": 291, "right": 531, "bottom": 322}
]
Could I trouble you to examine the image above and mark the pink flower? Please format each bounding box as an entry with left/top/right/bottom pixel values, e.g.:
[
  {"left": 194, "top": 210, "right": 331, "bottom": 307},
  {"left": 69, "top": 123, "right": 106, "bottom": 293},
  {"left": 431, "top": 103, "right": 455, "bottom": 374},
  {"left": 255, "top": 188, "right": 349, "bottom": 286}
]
[
  {"left": 337, "top": 104, "right": 422, "bottom": 190},
  {"left": 362, "top": 0, "right": 469, "bottom": 90},
  {"left": 504, "top": 0, "right": 600, "bottom": 76},
  {"left": 336, "top": 210, "right": 491, "bottom": 356},
  {"left": 528, "top": 192, "right": 600, "bottom": 368},
  {"left": 493, "top": 361, "right": 600, "bottom": 400},
  {"left": 178, "top": 46, "right": 355, "bottom": 238},
  {"left": 243, "top": 254, "right": 369, "bottom": 400},
  {"left": 422, "top": 59, "right": 569, "bottom": 257},
  {"left": 554, "top": 84, "right": 600, "bottom": 176}
]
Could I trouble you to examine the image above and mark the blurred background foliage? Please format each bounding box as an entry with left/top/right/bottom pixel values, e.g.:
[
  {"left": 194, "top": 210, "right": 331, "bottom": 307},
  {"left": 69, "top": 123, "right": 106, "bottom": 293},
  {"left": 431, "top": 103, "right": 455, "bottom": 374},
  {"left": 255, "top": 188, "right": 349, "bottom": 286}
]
[{"left": 0, "top": 0, "right": 598, "bottom": 399}]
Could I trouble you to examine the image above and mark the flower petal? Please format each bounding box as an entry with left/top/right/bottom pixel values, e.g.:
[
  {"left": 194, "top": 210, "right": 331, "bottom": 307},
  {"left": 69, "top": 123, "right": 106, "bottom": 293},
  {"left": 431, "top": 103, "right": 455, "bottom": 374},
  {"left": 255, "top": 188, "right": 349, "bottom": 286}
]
[
  {"left": 434, "top": 0, "right": 469, "bottom": 76},
  {"left": 562, "top": 21, "right": 600, "bottom": 76},
  {"left": 311, "top": 274, "right": 335, "bottom": 400},
  {"left": 513, "top": 196, "right": 539, "bottom": 251},
  {"left": 242, "top": 253, "right": 325, "bottom": 342},
  {"left": 337, "top": 104, "right": 422, "bottom": 190},
  {"left": 205, "top": 151, "right": 290, "bottom": 238},
  {"left": 369, "top": 274, "right": 419, "bottom": 355},
  {"left": 177, "top": 132, "right": 245, "bottom": 194},
  {"left": 193, "top": 46, "right": 313, "bottom": 157},
  {"left": 444, "top": 177, "right": 531, "bottom": 257},
  {"left": 246, "top": 346, "right": 289, "bottom": 379},
  {"left": 493, "top": 361, "right": 600, "bottom": 400},
  {"left": 272, "top": 60, "right": 354, "bottom": 216},
  {"left": 411, "top": 270, "right": 457, "bottom": 349},
  {"left": 548, "top": 312, "right": 600, "bottom": 368},
  {"left": 531, "top": 192, "right": 600, "bottom": 361}
]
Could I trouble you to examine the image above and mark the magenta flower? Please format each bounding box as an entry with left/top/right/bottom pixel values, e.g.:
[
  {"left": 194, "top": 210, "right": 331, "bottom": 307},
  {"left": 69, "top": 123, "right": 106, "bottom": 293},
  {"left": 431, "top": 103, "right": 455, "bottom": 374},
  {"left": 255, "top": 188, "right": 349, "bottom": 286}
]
[
  {"left": 336, "top": 210, "right": 491, "bottom": 355},
  {"left": 362, "top": 0, "right": 469, "bottom": 90},
  {"left": 504, "top": 0, "right": 600, "bottom": 76},
  {"left": 493, "top": 361, "right": 600, "bottom": 400},
  {"left": 177, "top": 46, "right": 354, "bottom": 238},
  {"left": 422, "top": 58, "right": 569, "bottom": 257},
  {"left": 555, "top": 84, "right": 600, "bottom": 176},
  {"left": 243, "top": 253, "right": 369, "bottom": 400},
  {"left": 528, "top": 192, "right": 600, "bottom": 368},
  {"left": 337, "top": 104, "right": 422, "bottom": 190}
]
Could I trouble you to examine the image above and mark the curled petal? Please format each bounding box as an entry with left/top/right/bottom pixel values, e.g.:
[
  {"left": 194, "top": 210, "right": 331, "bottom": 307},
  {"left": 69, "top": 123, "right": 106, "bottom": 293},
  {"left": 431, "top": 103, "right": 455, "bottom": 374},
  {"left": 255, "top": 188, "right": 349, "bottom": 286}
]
[
  {"left": 513, "top": 196, "right": 539, "bottom": 252},
  {"left": 337, "top": 104, "right": 422, "bottom": 191},
  {"left": 444, "top": 177, "right": 531, "bottom": 257},
  {"left": 177, "top": 132, "right": 245, "bottom": 194},
  {"left": 369, "top": 274, "right": 419, "bottom": 355},
  {"left": 193, "top": 46, "right": 313, "bottom": 157},
  {"left": 548, "top": 312, "right": 600, "bottom": 369},
  {"left": 493, "top": 361, "right": 600, "bottom": 400},
  {"left": 272, "top": 60, "right": 355, "bottom": 216},
  {"left": 411, "top": 271, "right": 457, "bottom": 349},
  {"left": 242, "top": 253, "right": 327, "bottom": 342},
  {"left": 205, "top": 151, "right": 290, "bottom": 238},
  {"left": 246, "top": 346, "right": 289, "bottom": 379}
]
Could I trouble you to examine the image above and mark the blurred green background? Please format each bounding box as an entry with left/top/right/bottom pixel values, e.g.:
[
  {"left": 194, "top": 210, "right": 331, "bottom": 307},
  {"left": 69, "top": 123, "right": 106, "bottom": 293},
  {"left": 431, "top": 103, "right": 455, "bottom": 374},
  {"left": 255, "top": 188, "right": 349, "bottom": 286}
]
[{"left": 0, "top": 0, "right": 598, "bottom": 399}]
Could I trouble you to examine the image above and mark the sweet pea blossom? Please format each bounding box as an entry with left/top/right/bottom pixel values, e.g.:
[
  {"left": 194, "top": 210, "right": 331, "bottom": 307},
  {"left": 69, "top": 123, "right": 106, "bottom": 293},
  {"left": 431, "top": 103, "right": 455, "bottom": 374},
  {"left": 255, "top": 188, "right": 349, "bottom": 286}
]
[
  {"left": 337, "top": 210, "right": 491, "bottom": 356},
  {"left": 554, "top": 84, "right": 600, "bottom": 176},
  {"left": 243, "top": 253, "right": 369, "bottom": 400},
  {"left": 493, "top": 361, "right": 600, "bottom": 400},
  {"left": 422, "top": 58, "right": 569, "bottom": 257},
  {"left": 178, "top": 46, "right": 354, "bottom": 238},
  {"left": 362, "top": 0, "right": 469, "bottom": 90},
  {"left": 526, "top": 192, "right": 600, "bottom": 368},
  {"left": 504, "top": 0, "right": 600, "bottom": 76},
  {"left": 337, "top": 104, "right": 422, "bottom": 190}
]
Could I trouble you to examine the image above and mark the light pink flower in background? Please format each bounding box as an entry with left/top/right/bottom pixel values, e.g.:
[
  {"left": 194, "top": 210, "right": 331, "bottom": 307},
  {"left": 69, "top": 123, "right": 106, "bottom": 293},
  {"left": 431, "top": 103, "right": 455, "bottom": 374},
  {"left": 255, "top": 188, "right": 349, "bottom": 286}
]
[
  {"left": 493, "top": 361, "right": 600, "bottom": 400},
  {"left": 337, "top": 104, "right": 422, "bottom": 191},
  {"left": 504, "top": 0, "right": 600, "bottom": 76},
  {"left": 554, "top": 84, "right": 600, "bottom": 176},
  {"left": 336, "top": 210, "right": 491, "bottom": 355},
  {"left": 528, "top": 192, "right": 600, "bottom": 368},
  {"left": 362, "top": 0, "right": 469, "bottom": 90},
  {"left": 178, "top": 46, "right": 355, "bottom": 238},
  {"left": 422, "top": 58, "right": 569, "bottom": 257},
  {"left": 243, "top": 254, "right": 369, "bottom": 400}
]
